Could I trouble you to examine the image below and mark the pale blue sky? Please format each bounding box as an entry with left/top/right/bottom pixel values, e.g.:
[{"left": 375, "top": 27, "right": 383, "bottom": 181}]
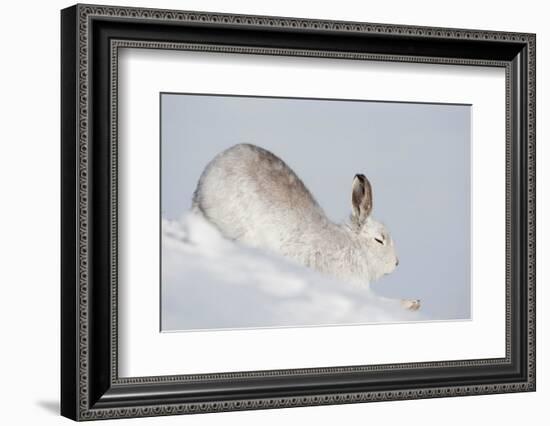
[{"left": 161, "top": 93, "right": 471, "bottom": 321}]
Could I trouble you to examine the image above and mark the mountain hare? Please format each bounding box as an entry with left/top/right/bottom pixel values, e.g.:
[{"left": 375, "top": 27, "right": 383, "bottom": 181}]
[{"left": 192, "top": 143, "right": 420, "bottom": 311}]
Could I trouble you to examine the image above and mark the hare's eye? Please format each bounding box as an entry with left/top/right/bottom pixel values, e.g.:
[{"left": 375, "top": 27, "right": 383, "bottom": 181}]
[{"left": 374, "top": 237, "right": 384, "bottom": 245}]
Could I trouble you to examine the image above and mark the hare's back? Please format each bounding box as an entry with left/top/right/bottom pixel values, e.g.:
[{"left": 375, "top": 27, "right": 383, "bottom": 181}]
[{"left": 193, "top": 144, "right": 324, "bottom": 241}]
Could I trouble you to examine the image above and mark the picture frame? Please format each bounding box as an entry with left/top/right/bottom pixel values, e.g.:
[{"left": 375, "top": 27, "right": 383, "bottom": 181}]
[{"left": 61, "top": 3, "right": 536, "bottom": 421}]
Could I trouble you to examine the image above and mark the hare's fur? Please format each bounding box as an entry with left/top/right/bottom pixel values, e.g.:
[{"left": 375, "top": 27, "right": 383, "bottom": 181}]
[{"left": 192, "top": 144, "right": 404, "bottom": 290}]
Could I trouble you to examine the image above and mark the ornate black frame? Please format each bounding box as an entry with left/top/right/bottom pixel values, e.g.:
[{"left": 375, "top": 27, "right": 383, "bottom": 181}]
[{"left": 61, "top": 3, "right": 536, "bottom": 421}]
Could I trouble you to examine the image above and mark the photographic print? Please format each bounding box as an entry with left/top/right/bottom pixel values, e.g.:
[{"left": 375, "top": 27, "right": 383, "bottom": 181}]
[{"left": 161, "top": 93, "right": 471, "bottom": 331}]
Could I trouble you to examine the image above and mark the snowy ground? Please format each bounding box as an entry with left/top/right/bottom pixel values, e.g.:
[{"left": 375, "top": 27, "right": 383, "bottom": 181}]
[{"left": 162, "top": 213, "right": 422, "bottom": 331}]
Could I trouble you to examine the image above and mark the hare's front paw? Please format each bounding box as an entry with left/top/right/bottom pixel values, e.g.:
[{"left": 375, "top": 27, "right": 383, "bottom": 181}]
[{"left": 401, "top": 299, "right": 421, "bottom": 311}]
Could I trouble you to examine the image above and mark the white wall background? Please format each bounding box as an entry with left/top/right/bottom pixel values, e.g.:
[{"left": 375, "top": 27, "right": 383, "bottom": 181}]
[{"left": 0, "top": 0, "right": 546, "bottom": 424}]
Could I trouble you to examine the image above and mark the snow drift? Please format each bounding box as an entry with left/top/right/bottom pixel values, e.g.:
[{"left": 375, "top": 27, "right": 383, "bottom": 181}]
[{"left": 162, "top": 213, "right": 422, "bottom": 331}]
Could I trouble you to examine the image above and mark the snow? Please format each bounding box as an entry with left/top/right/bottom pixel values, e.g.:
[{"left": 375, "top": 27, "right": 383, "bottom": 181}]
[{"left": 162, "top": 213, "right": 422, "bottom": 331}]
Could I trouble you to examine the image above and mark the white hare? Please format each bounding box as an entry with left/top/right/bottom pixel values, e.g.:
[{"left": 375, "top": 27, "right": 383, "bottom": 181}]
[{"left": 192, "top": 143, "right": 420, "bottom": 310}]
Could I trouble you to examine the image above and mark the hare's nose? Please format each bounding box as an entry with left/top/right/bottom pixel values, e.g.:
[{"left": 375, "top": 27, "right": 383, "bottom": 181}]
[{"left": 395, "top": 258, "right": 399, "bottom": 267}]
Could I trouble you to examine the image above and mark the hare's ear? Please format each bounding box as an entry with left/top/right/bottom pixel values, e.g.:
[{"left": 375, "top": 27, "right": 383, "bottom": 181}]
[{"left": 351, "top": 174, "right": 373, "bottom": 224}]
